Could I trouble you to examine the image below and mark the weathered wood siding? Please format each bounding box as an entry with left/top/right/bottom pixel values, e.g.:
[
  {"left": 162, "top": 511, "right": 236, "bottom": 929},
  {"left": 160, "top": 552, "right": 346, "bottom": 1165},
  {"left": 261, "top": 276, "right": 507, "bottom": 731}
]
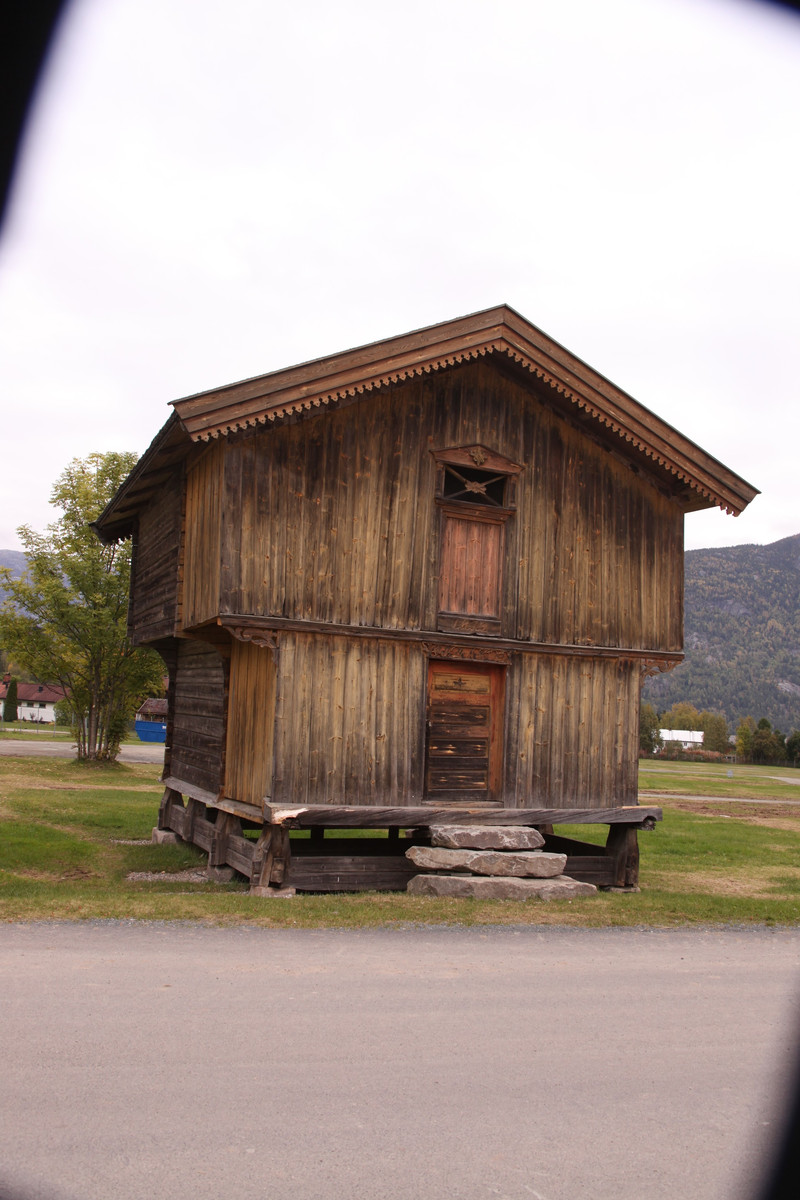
[
  {"left": 271, "top": 633, "right": 426, "bottom": 806},
  {"left": 219, "top": 357, "right": 683, "bottom": 651},
  {"left": 225, "top": 640, "right": 276, "bottom": 805},
  {"left": 263, "top": 634, "right": 639, "bottom": 808},
  {"left": 128, "top": 472, "right": 183, "bottom": 644},
  {"left": 169, "top": 639, "right": 226, "bottom": 797},
  {"left": 182, "top": 442, "right": 223, "bottom": 629},
  {"left": 505, "top": 652, "right": 640, "bottom": 806}
]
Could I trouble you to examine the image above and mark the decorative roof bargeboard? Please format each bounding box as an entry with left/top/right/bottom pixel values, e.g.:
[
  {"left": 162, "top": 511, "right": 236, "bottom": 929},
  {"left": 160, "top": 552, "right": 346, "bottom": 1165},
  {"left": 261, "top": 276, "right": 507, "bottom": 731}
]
[{"left": 171, "top": 308, "right": 758, "bottom": 516}]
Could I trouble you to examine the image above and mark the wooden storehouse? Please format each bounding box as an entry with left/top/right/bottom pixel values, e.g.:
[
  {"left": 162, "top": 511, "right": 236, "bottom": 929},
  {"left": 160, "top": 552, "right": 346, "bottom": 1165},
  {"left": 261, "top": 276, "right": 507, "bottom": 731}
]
[{"left": 94, "top": 306, "right": 757, "bottom": 893}]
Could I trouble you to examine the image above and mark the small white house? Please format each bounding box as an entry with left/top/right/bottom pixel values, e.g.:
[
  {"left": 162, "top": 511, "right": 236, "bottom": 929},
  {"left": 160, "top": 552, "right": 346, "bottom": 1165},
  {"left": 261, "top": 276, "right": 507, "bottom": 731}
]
[
  {"left": 0, "top": 678, "right": 66, "bottom": 723},
  {"left": 659, "top": 729, "right": 704, "bottom": 750}
]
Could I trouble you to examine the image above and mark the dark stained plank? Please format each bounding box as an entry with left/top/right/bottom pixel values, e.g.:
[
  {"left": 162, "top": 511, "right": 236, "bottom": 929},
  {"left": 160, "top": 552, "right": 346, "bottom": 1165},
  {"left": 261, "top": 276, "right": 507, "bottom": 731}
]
[
  {"left": 287, "top": 855, "right": 418, "bottom": 892},
  {"left": 168, "top": 640, "right": 226, "bottom": 798},
  {"left": 129, "top": 470, "right": 183, "bottom": 644}
]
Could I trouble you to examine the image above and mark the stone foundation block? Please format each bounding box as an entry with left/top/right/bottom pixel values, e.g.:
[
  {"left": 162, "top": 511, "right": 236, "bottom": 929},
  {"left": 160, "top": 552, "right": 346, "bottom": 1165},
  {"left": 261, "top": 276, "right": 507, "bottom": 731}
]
[
  {"left": 406, "top": 873, "right": 597, "bottom": 901},
  {"left": 207, "top": 865, "right": 235, "bottom": 883},
  {"left": 406, "top": 846, "right": 567, "bottom": 877},
  {"left": 151, "top": 827, "right": 181, "bottom": 845},
  {"left": 431, "top": 825, "right": 545, "bottom": 851},
  {"left": 249, "top": 886, "right": 297, "bottom": 898}
]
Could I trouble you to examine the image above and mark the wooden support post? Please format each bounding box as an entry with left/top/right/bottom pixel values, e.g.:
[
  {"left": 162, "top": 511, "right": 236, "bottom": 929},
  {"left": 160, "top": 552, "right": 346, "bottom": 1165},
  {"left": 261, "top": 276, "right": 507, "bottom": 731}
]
[
  {"left": 209, "top": 810, "right": 242, "bottom": 867},
  {"left": 605, "top": 824, "right": 639, "bottom": 889},
  {"left": 250, "top": 824, "right": 292, "bottom": 892},
  {"left": 250, "top": 824, "right": 273, "bottom": 887},
  {"left": 157, "top": 787, "right": 183, "bottom": 831},
  {"left": 183, "top": 798, "right": 207, "bottom": 846},
  {"left": 270, "top": 826, "right": 292, "bottom": 886}
]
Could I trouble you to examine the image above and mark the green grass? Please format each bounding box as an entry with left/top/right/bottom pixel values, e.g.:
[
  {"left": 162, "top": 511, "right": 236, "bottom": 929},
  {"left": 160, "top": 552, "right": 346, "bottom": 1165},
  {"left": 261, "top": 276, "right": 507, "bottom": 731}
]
[
  {"left": 1, "top": 754, "right": 800, "bottom": 927},
  {"left": 0, "top": 756, "right": 163, "bottom": 788},
  {"left": 0, "top": 729, "right": 75, "bottom": 740},
  {"left": 638, "top": 759, "right": 800, "bottom": 802},
  {"left": 0, "top": 821, "right": 97, "bottom": 876}
]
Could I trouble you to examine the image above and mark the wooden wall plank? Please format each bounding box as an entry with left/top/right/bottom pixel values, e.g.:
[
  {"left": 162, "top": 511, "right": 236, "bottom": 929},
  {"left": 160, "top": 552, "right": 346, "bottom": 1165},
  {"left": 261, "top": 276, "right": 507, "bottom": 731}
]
[
  {"left": 272, "top": 633, "right": 425, "bottom": 806},
  {"left": 129, "top": 471, "right": 183, "bottom": 643},
  {"left": 183, "top": 441, "right": 223, "bottom": 628},
  {"left": 506, "top": 652, "right": 640, "bottom": 807},
  {"left": 170, "top": 639, "right": 225, "bottom": 797},
  {"left": 225, "top": 639, "right": 276, "bottom": 806}
]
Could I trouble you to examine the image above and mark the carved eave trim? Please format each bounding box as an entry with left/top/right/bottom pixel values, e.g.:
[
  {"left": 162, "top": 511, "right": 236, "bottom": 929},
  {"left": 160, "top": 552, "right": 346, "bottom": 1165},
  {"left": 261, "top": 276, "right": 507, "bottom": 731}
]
[
  {"left": 423, "top": 643, "right": 511, "bottom": 665},
  {"left": 431, "top": 444, "right": 524, "bottom": 476},
  {"left": 171, "top": 306, "right": 758, "bottom": 516},
  {"left": 639, "top": 657, "right": 680, "bottom": 683},
  {"left": 230, "top": 625, "right": 280, "bottom": 663}
]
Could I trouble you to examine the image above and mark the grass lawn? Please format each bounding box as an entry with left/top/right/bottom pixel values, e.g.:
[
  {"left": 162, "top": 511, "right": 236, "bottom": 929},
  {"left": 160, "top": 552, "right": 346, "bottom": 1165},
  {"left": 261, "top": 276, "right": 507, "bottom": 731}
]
[
  {"left": 0, "top": 728, "right": 76, "bottom": 740},
  {"left": 1, "top": 755, "right": 799, "bottom": 928},
  {"left": 639, "top": 758, "right": 800, "bottom": 802},
  {"left": 0, "top": 729, "right": 153, "bottom": 745}
]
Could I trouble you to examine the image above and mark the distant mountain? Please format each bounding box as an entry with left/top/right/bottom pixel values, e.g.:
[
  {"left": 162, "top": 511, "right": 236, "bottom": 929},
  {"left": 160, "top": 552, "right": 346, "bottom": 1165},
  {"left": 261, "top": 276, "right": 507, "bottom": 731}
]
[
  {"left": 643, "top": 533, "right": 800, "bottom": 734},
  {"left": 0, "top": 549, "right": 27, "bottom": 606}
]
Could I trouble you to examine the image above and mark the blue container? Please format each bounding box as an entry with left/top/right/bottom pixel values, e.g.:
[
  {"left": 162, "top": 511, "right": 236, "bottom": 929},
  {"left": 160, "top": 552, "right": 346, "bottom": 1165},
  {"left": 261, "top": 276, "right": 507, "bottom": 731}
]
[{"left": 135, "top": 719, "right": 167, "bottom": 743}]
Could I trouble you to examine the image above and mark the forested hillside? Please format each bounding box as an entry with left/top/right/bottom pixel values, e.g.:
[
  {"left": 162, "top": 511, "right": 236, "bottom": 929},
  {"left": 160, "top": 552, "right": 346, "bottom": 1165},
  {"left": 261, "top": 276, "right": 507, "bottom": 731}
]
[
  {"left": 0, "top": 550, "right": 26, "bottom": 607},
  {"left": 643, "top": 533, "right": 800, "bottom": 732}
]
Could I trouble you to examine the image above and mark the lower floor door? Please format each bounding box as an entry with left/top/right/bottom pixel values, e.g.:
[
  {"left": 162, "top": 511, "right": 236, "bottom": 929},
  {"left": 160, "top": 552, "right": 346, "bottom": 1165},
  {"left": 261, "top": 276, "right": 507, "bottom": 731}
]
[{"left": 424, "top": 659, "right": 505, "bottom": 803}]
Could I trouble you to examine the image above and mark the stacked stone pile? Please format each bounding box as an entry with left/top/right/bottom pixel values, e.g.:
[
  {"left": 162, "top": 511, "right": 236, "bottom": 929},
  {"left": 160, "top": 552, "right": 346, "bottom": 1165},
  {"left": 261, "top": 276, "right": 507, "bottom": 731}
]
[{"left": 405, "top": 825, "right": 597, "bottom": 900}]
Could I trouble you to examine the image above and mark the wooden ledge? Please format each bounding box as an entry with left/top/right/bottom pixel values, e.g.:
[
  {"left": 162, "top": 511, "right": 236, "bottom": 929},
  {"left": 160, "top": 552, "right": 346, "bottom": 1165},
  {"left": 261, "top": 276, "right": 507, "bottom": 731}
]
[
  {"left": 262, "top": 804, "right": 662, "bottom": 829},
  {"left": 162, "top": 783, "right": 662, "bottom": 831}
]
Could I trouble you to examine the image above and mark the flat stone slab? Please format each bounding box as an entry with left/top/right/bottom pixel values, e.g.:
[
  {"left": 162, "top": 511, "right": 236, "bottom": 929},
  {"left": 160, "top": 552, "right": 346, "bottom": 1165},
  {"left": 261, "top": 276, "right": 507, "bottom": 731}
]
[
  {"left": 406, "top": 846, "right": 567, "bottom": 877},
  {"left": 431, "top": 825, "right": 545, "bottom": 851},
  {"left": 151, "top": 828, "right": 182, "bottom": 845},
  {"left": 406, "top": 873, "right": 598, "bottom": 900}
]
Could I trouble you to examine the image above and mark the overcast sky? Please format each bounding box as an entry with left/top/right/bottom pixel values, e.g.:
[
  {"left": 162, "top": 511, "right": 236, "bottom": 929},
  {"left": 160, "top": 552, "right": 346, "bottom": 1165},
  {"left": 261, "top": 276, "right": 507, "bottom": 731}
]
[{"left": 0, "top": 0, "right": 797, "bottom": 553}]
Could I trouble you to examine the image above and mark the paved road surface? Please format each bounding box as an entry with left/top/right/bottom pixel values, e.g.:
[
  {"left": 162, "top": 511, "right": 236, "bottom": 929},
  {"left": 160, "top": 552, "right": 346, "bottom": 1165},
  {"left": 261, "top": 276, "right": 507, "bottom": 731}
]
[
  {"left": 1, "top": 924, "right": 798, "bottom": 1200},
  {"left": 0, "top": 739, "right": 164, "bottom": 764}
]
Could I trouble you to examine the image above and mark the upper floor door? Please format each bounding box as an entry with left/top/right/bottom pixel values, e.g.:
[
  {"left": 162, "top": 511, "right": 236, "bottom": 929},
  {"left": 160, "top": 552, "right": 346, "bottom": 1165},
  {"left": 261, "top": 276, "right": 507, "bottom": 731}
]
[{"left": 432, "top": 444, "right": 522, "bottom": 637}]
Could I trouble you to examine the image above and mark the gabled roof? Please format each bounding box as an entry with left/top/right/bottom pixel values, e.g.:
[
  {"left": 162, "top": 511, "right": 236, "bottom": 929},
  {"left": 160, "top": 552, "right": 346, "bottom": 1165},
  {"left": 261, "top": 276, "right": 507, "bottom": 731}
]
[
  {"left": 94, "top": 305, "right": 758, "bottom": 542},
  {"left": 170, "top": 304, "right": 756, "bottom": 515},
  {"left": 0, "top": 681, "right": 66, "bottom": 704}
]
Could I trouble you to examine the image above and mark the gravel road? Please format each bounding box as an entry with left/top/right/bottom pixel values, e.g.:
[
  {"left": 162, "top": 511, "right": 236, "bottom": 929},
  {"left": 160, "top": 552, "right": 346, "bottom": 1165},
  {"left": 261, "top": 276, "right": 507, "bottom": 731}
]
[
  {"left": 0, "top": 739, "right": 164, "bottom": 764},
  {"left": 1, "top": 923, "right": 798, "bottom": 1200}
]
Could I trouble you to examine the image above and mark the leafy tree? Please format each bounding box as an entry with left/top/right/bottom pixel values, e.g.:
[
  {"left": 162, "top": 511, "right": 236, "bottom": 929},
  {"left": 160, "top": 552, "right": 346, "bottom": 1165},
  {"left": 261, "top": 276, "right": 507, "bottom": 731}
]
[
  {"left": 2, "top": 676, "right": 18, "bottom": 722},
  {"left": 757, "top": 717, "right": 772, "bottom": 731},
  {"left": 752, "top": 726, "right": 781, "bottom": 763},
  {"left": 659, "top": 702, "right": 704, "bottom": 731},
  {"left": 639, "top": 701, "right": 662, "bottom": 753},
  {"left": 786, "top": 731, "right": 800, "bottom": 764},
  {"left": 699, "top": 711, "right": 730, "bottom": 754},
  {"left": 0, "top": 453, "right": 164, "bottom": 760},
  {"left": 736, "top": 717, "right": 755, "bottom": 761}
]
